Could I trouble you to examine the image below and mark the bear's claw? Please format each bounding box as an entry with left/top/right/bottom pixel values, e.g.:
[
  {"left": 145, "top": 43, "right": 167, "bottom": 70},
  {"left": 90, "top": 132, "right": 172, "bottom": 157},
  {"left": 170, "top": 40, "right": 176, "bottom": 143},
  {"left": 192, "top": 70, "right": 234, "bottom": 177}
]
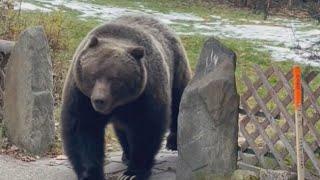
[
  {"left": 118, "top": 169, "right": 151, "bottom": 180},
  {"left": 117, "top": 174, "right": 136, "bottom": 180}
]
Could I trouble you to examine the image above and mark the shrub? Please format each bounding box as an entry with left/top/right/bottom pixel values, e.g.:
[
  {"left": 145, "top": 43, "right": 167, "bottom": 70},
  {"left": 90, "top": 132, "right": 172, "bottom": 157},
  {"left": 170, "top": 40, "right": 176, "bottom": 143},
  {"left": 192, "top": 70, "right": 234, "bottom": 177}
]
[{"left": 0, "top": 3, "right": 69, "bottom": 105}]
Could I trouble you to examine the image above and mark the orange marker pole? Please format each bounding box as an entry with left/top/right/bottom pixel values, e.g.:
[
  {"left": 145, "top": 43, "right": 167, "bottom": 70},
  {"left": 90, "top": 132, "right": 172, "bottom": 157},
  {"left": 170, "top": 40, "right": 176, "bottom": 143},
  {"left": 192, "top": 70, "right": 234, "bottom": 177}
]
[{"left": 293, "top": 66, "right": 304, "bottom": 180}]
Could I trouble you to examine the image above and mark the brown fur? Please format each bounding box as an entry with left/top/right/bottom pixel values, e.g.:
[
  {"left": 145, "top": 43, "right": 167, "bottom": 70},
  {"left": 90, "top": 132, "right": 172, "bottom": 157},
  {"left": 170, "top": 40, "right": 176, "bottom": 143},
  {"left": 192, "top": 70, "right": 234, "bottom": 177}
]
[{"left": 61, "top": 15, "right": 191, "bottom": 180}]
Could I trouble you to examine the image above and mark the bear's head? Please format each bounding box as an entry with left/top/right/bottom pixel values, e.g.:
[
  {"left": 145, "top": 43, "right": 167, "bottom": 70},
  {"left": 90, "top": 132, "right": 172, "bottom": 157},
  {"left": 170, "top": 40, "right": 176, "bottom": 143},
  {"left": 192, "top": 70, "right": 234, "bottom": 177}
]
[{"left": 74, "top": 36, "right": 147, "bottom": 115}]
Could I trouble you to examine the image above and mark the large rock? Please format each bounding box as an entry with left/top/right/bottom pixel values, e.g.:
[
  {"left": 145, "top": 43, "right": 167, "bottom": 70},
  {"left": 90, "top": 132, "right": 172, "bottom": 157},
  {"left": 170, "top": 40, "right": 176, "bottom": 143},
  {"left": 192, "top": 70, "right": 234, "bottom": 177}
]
[
  {"left": 238, "top": 152, "right": 259, "bottom": 166},
  {"left": 4, "top": 26, "right": 54, "bottom": 155},
  {"left": 259, "top": 169, "right": 297, "bottom": 180},
  {"left": 231, "top": 169, "right": 259, "bottom": 180},
  {"left": 177, "top": 38, "right": 239, "bottom": 180}
]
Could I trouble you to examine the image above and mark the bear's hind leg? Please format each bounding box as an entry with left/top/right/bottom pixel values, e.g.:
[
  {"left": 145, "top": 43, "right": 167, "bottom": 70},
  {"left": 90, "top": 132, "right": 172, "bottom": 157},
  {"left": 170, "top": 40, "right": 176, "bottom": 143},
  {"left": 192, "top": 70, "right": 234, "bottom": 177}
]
[
  {"left": 166, "top": 43, "right": 192, "bottom": 151},
  {"left": 166, "top": 90, "right": 180, "bottom": 151},
  {"left": 167, "top": 64, "right": 191, "bottom": 150}
]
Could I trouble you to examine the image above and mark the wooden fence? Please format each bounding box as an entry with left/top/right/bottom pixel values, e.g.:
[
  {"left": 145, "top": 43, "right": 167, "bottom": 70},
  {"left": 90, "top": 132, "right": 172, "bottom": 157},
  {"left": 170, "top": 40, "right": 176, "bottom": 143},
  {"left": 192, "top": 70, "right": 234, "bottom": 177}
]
[{"left": 238, "top": 64, "right": 320, "bottom": 179}]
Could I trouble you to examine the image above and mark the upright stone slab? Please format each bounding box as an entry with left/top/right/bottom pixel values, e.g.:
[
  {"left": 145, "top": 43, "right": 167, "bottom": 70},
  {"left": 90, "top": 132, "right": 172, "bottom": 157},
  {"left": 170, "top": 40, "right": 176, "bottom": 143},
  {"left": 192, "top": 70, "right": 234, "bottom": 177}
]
[
  {"left": 177, "top": 38, "right": 239, "bottom": 180},
  {"left": 4, "top": 26, "right": 54, "bottom": 155}
]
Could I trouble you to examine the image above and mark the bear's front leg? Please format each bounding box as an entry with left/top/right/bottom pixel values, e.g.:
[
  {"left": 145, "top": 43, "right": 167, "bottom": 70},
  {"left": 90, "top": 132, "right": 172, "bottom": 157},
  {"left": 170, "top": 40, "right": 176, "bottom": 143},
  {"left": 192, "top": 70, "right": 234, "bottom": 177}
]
[
  {"left": 118, "top": 105, "right": 168, "bottom": 180},
  {"left": 66, "top": 120, "right": 106, "bottom": 180},
  {"left": 118, "top": 130, "right": 160, "bottom": 180},
  {"left": 61, "top": 85, "right": 107, "bottom": 180}
]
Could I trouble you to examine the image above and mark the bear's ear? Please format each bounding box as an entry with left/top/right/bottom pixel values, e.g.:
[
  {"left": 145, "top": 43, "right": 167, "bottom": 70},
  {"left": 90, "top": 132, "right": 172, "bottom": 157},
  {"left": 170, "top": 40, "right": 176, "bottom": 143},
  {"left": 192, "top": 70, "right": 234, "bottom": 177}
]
[
  {"left": 88, "top": 36, "right": 98, "bottom": 48},
  {"left": 128, "top": 46, "right": 145, "bottom": 61}
]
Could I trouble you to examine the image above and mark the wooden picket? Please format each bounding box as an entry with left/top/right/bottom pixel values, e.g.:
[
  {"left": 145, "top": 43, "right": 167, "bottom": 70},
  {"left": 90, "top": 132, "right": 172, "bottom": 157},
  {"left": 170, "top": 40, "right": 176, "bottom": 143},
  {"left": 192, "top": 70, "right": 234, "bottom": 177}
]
[{"left": 239, "top": 65, "right": 320, "bottom": 179}]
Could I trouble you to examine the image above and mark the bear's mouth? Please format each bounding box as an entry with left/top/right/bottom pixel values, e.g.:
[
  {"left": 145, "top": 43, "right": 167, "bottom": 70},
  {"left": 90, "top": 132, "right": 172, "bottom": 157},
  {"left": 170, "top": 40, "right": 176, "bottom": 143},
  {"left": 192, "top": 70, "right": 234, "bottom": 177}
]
[
  {"left": 91, "top": 100, "right": 113, "bottom": 115},
  {"left": 93, "top": 105, "right": 113, "bottom": 115}
]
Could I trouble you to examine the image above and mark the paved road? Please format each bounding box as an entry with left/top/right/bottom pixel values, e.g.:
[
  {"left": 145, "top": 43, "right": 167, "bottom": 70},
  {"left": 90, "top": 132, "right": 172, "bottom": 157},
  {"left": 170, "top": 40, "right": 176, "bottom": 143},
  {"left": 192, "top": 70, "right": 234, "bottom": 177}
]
[
  {"left": 0, "top": 150, "right": 177, "bottom": 180},
  {"left": 0, "top": 154, "right": 75, "bottom": 180}
]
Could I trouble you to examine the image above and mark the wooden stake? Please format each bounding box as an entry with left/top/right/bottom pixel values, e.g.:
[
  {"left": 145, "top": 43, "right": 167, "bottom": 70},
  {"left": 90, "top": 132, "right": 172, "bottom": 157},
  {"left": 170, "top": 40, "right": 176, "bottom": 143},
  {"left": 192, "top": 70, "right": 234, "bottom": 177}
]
[
  {"left": 288, "top": 0, "right": 293, "bottom": 9},
  {"left": 293, "top": 66, "right": 304, "bottom": 180}
]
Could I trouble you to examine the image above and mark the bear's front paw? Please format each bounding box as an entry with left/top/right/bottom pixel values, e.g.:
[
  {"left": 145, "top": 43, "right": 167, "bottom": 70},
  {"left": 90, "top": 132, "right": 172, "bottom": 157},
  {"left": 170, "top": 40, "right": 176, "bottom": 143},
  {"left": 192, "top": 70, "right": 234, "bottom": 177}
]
[
  {"left": 79, "top": 173, "right": 105, "bottom": 180},
  {"left": 78, "top": 168, "right": 105, "bottom": 180},
  {"left": 166, "top": 132, "right": 177, "bottom": 150},
  {"left": 117, "top": 169, "right": 151, "bottom": 180}
]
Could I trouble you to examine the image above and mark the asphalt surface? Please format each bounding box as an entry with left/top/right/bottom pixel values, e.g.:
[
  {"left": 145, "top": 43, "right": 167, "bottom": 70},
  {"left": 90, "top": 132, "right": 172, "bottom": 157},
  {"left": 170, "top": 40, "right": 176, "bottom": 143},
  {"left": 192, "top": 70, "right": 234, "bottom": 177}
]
[{"left": 0, "top": 150, "right": 177, "bottom": 180}]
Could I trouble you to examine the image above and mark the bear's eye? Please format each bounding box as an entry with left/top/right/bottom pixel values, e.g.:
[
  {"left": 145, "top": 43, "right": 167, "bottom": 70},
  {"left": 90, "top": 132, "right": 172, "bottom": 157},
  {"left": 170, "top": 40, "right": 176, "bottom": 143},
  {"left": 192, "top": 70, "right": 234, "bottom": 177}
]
[
  {"left": 111, "top": 79, "right": 124, "bottom": 87},
  {"left": 109, "top": 77, "right": 122, "bottom": 81},
  {"left": 79, "top": 57, "right": 92, "bottom": 66}
]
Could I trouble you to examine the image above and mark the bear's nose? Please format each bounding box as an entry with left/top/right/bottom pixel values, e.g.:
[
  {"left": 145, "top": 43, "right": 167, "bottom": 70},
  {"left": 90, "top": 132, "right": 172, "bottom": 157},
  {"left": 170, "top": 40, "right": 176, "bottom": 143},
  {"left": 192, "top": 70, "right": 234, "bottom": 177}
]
[{"left": 93, "top": 99, "right": 106, "bottom": 107}]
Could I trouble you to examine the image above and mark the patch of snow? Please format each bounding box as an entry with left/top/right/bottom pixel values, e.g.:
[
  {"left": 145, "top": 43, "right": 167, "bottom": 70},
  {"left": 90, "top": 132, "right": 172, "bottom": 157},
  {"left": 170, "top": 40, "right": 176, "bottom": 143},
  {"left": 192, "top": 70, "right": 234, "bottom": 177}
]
[
  {"left": 223, "top": 25, "right": 293, "bottom": 43},
  {"left": 211, "top": 15, "right": 222, "bottom": 19},
  {"left": 15, "top": 2, "right": 51, "bottom": 12},
  {"left": 154, "top": 12, "right": 204, "bottom": 23},
  {"left": 20, "top": 0, "right": 320, "bottom": 66},
  {"left": 30, "top": 0, "right": 203, "bottom": 24},
  {"left": 265, "top": 45, "right": 320, "bottom": 66}
]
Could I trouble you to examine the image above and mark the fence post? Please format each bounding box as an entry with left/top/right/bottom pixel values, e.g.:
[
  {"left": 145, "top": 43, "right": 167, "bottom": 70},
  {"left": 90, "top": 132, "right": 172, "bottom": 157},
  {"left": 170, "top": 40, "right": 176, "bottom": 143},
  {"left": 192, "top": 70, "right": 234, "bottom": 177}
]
[{"left": 293, "top": 66, "right": 305, "bottom": 180}]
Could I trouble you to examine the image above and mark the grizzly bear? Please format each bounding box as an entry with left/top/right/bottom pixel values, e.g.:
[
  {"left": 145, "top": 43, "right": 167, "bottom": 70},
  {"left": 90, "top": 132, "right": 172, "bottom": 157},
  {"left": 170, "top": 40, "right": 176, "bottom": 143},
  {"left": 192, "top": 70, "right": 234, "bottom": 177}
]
[{"left": 61, "top": 15, "right": 191, "bottom": 180}]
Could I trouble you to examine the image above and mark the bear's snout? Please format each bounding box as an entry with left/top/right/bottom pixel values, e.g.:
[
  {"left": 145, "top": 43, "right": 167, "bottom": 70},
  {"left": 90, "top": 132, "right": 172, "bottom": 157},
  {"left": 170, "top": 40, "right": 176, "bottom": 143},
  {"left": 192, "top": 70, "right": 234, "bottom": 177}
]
[
  {"left": 91, "top": 96, "right": 112, "bottom": 114},
  {"left": 92, "top": 98, "right": 107, "bottom": 108},
  {"left": 91, "top": 81, "right": 112, "bottom": 114}
]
